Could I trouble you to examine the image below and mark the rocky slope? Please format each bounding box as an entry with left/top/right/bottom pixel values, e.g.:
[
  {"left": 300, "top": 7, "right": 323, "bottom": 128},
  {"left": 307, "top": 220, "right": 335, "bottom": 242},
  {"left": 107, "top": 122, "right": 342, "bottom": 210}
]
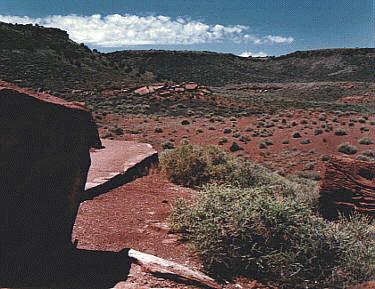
[
  {"left": 0, "top": 21, "right": 374, "bottom": 93},
  {"left": 108, "top": 48, "right": 375, "bottom": 86},
  {"left": 0, "top": 22, "right": 153, "bottom": 92}
]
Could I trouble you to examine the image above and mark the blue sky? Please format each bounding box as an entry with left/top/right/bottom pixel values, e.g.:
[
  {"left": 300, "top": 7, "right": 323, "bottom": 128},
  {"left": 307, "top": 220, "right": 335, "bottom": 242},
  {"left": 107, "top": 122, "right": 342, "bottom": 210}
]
[{"left": 0, "top": 0, "right": 373, "bottom": 56}]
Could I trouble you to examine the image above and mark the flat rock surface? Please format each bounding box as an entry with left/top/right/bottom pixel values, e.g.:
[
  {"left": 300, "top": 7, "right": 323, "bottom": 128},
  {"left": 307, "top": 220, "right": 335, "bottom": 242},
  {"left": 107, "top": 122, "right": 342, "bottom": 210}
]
[{"left": 85, "top": 139, "right": 157, "bottom": 191}]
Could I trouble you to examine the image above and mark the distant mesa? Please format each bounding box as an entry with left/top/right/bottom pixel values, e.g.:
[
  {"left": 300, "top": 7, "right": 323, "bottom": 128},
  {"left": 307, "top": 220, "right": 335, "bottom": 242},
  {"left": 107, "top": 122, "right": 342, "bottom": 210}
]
[{"left": 1, "top": 21, "right": 374, "bottom": 90}]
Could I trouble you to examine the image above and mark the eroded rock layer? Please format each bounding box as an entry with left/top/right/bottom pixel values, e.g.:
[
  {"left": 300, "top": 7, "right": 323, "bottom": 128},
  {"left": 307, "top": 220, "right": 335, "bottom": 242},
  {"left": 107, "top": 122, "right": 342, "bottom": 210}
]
[{"left": 319, "top": 156, "right": 375, "bottom": 219}]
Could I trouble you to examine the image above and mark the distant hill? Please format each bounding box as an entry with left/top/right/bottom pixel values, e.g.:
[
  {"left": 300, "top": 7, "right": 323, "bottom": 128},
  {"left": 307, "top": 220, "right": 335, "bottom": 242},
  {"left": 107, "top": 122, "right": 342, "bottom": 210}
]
[
  {"left": 108, "top": 48, "right": 375, "bottom": 86},
  {"left": 0, "top": 22, "right": 153, "bottom": 92},
  {"left": 0, "top": 22, "right": 374, "bottom": 92}
]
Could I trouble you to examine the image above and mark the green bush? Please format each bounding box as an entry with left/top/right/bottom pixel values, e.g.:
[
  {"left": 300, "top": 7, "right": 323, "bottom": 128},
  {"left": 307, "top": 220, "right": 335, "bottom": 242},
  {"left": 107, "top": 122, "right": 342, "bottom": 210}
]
[
  {"left": 169, "top": 185, "right": 375, "bottom": 288},
  {"left": 112, "top": 127, "right": 124, "bottom": 135},
  {"left": 362, "top": 149, "right": 375, "bottom": 158},
  {"left": 160, "top": 145, "right": 236, "bottom": 187},
  {"left": 334, "top": 128, "right": 347, "bottom": 136},
  {"left": 314, "top": 128, "right": 323, "bottom": 135},
  {"left": 160, "top": 145, "right": 316, "bottom": 203},
  {"left": 162, "top": 141, "right": 175, "bottom": 150},
  {"left": 338, "top": 142, "right": 358, "bottom": 155},
  {"left": 154, "top": 127, "right": 163, "bottom": 133},
  {"left": 229, "top": 141, "right": 243, "bottom": 152},
  {"left": 359, "top": 137, "right": 374, "bottom": 145}
]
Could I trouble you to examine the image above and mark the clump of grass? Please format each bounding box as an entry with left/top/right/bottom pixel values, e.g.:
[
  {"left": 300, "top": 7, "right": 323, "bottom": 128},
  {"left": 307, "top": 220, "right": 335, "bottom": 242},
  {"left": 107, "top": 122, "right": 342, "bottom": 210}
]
[
  {"left": 300, "top": 139, "right": 311, "bottom": 145},
  {"left": 359, "top": 137, "right": 374, "bottom": 145},
  {"left": 292, "top": 131, "right": 301, "bottom": 138},
  {"left": 180, "top": 138, "right": 189, "bottom": 145},
  {"left": 298, "top": 170, "right": 321, "bottom": 181},
  {"left": 303, "top": 161, "right": 316, "bottom": 170},
  {"left": 314, "top": 128, "right": 323, "bottom": 135},
  {"left": 162, "top": 141, "right": 175, "bottom": 150},
  {"left": 218, "top": 137, "right": 228, "bottom": 145},
  {"left": 223, "top": 128, "right": 232, "bottom": 134},
  {"left": 229, "top": 142, "right": 243, "bottom": 152},
  {"left": 169, "top": 186, "right": 375, "bottom": 288},
  {"left": 358, "top": 150, "right": 375, "bottom": 162},
  {"left": 239, "top": 135, "right": 250, "bottom": 143},
  {"left": 112, "top": 127, "right": 124, "bottom": 135},
  {"left": 338, "top": 142, "right": 358, "bottom": 155},
  {"left": 259, "top": 141, "right": 268, "bottom": 149},
  {"left": 356, "top": 155, "right": 373, "bottom": 162},
  {"left": 334, "top": 128, "right": 347, "bottom": 136},
  {"left": 358, "top": 118, "right": 367, "bottom": 124},
  {"left": 318, "top": 113, "right": 327, "bottom": 121},
  {"left": 322, "top": 155, "right": 331, "bottom": 161},
  {"left": 362, "top": 149, "right": 375, "bottom": 158},
  {"left": 160, "top": 145, "right": 315, "bottom": 195},
  {"left": 160, "top": 145, "right": 236, "bottom": 187},
  {"left": 264, "top": 139, "right": 273, "bottom": 146}
]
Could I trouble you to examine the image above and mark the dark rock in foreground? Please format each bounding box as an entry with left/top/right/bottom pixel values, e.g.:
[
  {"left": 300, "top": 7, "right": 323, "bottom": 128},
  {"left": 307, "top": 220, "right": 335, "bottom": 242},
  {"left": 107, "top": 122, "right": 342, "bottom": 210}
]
[
  {"left": 0, "top": 82, "right": 132, "bottom": 286},
  {"left": 0, "top": 82, "right": 100, "bottom": 252}
]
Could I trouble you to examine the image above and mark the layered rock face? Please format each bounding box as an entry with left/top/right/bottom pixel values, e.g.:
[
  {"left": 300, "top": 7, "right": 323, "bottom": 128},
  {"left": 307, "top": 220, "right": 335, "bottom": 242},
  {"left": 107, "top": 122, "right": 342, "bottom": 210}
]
[
  {"left": 319, "top": 156, "right": 375, "bottom": 219},
  {"left": 0, "top": 83, "right": 101, "bottom": 260}
]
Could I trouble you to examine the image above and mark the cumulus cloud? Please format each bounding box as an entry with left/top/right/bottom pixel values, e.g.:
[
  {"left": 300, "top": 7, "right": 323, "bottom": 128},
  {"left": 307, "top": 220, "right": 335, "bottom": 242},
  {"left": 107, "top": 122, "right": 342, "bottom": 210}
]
[
  {"left": 262, "top": 35, "right": 294, "bottom": 44},
  {"left": 238, "top": 51, "right": 268, "bottom": 57},
  {"left": 0, "top": 14, "right": 294, "bottom": 48}
]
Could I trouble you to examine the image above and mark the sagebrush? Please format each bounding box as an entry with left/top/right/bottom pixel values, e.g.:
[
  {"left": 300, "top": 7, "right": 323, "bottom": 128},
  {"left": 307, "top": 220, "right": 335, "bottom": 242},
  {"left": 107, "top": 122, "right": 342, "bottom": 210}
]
[
  {"left": 160, "top": 144, "right": 317, "bottom": 204},
  {"left": 164, "top": 145, "right": 375, "bottom": 288},
  {"left": 169, "top": 185, "right": 375, "bottom": 288}
]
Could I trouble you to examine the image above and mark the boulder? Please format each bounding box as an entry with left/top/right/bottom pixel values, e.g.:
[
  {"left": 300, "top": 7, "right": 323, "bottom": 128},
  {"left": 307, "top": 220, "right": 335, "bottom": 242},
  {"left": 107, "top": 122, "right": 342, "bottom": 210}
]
[
  {"left": 0, "top": 83, "right": 101, "bottom": 260},
  {"left": 0, "top": 82, "right": 133, "bottom": 288},
  {"left": 134, "top": 84, "right": 165, "bottom": 96},
  {"left": 158, "top": 90, "right": 171, "bottom": 96},
  {"left": 149, "top": 83, "right": 165, "bottom": 91},
  {"left": 184, "top": 82, "right": 198, "bottom": 91},
  {"left": 319, "top": 155, "right": 375, "bottom": 219},
  {"left": 174, "top": 87, "right": 185, "bottom": 92},
  {"left": 134, "top": 86, "right": 151, "bottom": 95},
  {"left": 199, "top": 88, "right": 212, "bottom": 95}
]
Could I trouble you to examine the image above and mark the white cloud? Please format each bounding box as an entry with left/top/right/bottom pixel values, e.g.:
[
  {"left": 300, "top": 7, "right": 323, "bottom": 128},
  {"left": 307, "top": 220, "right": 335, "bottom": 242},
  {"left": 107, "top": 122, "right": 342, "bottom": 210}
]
[
  {"left": 262, "top": 35, "right": 294, "bottom": 44},
  {"left": 238, "top": 51, "right": 268, "bottom": 57},
  {"left": 0, "top": 14, "right": 294, "bottom": 48}
]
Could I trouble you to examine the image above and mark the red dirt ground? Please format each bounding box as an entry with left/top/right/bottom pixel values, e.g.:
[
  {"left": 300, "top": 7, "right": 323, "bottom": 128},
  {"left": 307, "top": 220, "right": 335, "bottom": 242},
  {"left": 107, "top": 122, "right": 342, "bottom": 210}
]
[
  {"left": 76, "top": 99, "right": 374, "bottom": 288},
  {"left": 99, "top": 109, "right": 375, "bottom": 177},
  {"left": 73, "top": 172, "right": 271, "bottom": 288}
]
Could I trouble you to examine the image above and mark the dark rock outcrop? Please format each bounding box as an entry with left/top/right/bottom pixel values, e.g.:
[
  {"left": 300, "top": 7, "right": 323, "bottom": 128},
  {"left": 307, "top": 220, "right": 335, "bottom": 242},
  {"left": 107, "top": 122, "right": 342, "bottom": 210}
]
[
  {"left": 0, "top": 83, "right": 131, "bottom": 286},
  {"left": 319, "top": 156, "right": 375, "bottom": 219},
  {"left": 0, "top": 83, "right": 101, "bottom": 251}
]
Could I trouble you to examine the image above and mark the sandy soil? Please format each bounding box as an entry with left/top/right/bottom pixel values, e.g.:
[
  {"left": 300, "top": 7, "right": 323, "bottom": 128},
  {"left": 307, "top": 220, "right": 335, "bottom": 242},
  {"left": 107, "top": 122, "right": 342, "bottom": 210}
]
[
  {"left": 100, "top": 109, "right": 375, "bottom": 177},
  {"left": 73, "top": 172, "right": 271, "bottom": 288}
]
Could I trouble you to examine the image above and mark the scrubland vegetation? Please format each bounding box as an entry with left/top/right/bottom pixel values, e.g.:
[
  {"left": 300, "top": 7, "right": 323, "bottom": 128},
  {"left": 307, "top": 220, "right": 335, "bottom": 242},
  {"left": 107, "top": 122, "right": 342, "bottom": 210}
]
[
  {"left": 2, "top": 21, "right": 375, "bottom": 288},
  {"left": 161, "top": 145, "right": 375, "bottom": 288}
]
